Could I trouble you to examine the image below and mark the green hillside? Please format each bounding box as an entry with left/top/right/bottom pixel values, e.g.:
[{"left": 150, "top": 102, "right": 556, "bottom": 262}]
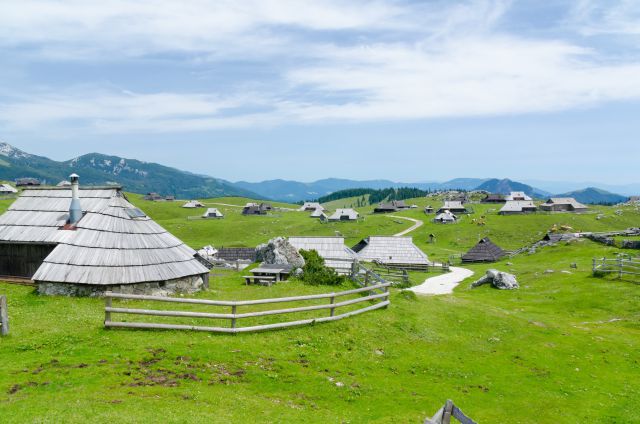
[{"left": 0, "top": 196, "right": 639, "bottom": 422}]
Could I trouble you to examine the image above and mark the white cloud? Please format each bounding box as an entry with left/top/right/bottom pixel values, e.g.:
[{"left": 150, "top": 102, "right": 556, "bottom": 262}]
[
  {"left": 1, "top": 0, "right": 640, "bottom": 133},
  {"left": 569, "top": 0, "right": 640, "bottom": 36}
]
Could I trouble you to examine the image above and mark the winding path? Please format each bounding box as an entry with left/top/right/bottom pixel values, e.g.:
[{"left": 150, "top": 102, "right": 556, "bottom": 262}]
[
  {"left": 388, "top": 215, "right": 424, "bottom": 236},
  {"left": 408, "top": 266, "right": 474, "bottom": 295}
]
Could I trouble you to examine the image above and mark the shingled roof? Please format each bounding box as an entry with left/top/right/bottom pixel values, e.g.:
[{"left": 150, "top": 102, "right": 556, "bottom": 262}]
[
  {"left": 461, "top": 237, "right": 506, "bottom": 263},
  {"left": 0, "top": 187, "right": 209, "bottom": 285},
  {"left": 288, "top": 236, "right": 356, "bottom": 272},
  {"left": 351, "top": 236, "right": 429, "bottom": 266}
]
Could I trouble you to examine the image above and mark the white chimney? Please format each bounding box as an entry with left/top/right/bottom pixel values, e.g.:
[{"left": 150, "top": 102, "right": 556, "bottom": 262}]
[{"left": 69, "top": 173, "right": 82, "bottom": 225}]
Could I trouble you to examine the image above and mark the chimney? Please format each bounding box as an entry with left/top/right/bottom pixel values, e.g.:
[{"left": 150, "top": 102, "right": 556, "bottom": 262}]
[{"left": 68, "top": 173, "right": 82, "bottom": 225}]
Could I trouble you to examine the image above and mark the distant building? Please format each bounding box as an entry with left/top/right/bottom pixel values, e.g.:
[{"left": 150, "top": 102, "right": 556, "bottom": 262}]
[
  {"left": 299, "top": 202, "right": 324, "bottom": 212},
  {"left": 202, "top": 208, "right": 224, "bottom": 219},
  {"left": 424, "top": 206, "right": 434, "bottom": 214},
  {"left": 505, "top": 191, "right": 532, "bottom": 201},
  {"left": 481, "top": 194, "right": 506, "bottom": 203},
  {"left": 433, "top": 210, "right": 458, "bottom": 224},
  {"left": 56, "top": 180, "right": 72, "bottom": 187},
  {"left": 15, "top": 178, "right": 40, "bottom": 187},
  {"left": 499, "top": 200, "right": 538, "bottom": 215},
  {"left": 352, "top": 236, "right": 429, "bottom": 268},
  {"left": 310, "top": 208, "right": 326, "bottom": 218},
  {"left": 327, "top": 208, "right": 359, "bottom": 221},
  {"left": 143, "top": 192, "right": 163, "bottom": 201},
  {"left": 182, "top": 200, "right": 205, "bottom": 208},
  {"left": 437, "top": 201, "right": 469, "bottom": 214},
  {"left": 242, "top": 202, "right": 272, "bottom": 215},
  {"left": 288, "top": 236, "right": 357, "bottom": 274},
  {"left": 374, "top": 200, "right": 408, "bottom": 213},
  {"left": 539, "top": 198, "right": 588, "bottom": 213},
  {"left": 0, "top": 184, "right": 18, "bottom": 195},
  {"left": 462, "top": 238, "right": 506, "bottom": 263},
  {"left": 165, "top": 195, "right": 175, "bottom": 202}
]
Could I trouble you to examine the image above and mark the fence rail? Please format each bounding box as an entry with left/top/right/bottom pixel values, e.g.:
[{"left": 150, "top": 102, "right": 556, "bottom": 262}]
[
  {"left": 104, "top": 281, "right": 390, "bottom": 334},
  {"left": 0, "top": 295, "right": 8, "bottom": 336},
  {"left": 592, "top": 257, "right": 640, "bottom": 278}
]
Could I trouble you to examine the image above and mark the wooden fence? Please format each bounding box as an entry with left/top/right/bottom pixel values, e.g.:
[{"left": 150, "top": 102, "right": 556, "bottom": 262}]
[
  {"left": 592, "top": 257, "right": 640, "bottom": 278},
  {"left": 0, "top": 295, "right": 8, "bottom": 336},
  {"left": 104, "top": 282, "right": 390, "bottom": 334}
]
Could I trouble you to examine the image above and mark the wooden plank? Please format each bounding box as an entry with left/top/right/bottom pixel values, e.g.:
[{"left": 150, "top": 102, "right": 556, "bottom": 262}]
[
  {"left": 105, "top": 307, "right": 233, "bottom": 319},
  {"left": 451, "top": 405, "right": 478, "bottom": 424},
  {"left": 0, "top": 295, "right": 8, "bottom": 336}
]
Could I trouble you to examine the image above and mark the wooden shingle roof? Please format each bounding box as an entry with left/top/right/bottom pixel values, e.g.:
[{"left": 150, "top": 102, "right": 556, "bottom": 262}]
[
  {"left": 352, "top": 236, "right": 429, "bottom": 266},
  {"left": 461, "top": 237, "right": 506, "bottom": 263},
  {"left": 0, "top": 187, "right": 209, "bottom": 285}
]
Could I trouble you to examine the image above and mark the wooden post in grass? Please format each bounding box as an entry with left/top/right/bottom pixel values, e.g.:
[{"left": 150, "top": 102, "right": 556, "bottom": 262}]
[
  {"left": 231, "top": 305, "right": 237, "bottom": 329},
  {"left": 618, "top": 257, "right": 623, "bottom": 279},
  {"left": 592, "top": 258, "right": 596, "bottom": 274},
  {"left": 442, "top": 399, "right": 453, "bottom": 424},
  {"left": 0, "top": 295, "right": 9, "bottom": 336},
  {"left": 329, "top": 294, "right": 336, "bottom": 317},
  {"left": 104, "top": 295, "right": 112, "bottom": 327}
]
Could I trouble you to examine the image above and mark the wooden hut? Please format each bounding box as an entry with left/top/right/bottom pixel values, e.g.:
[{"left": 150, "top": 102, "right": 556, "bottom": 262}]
[
  {"left": 461, "top": 238, "right": 506, "bottom": 263},
  {"left": 299, "top": 202, "right": 324, "bottom": 212},
  {"left": 505, "top": 191, "right": 532, "bottom": 201},
  {"left": 0, "top": 175, "right": 210, "bottom": 296},
  {"left": 481, "top": 194, "right": 506, "bottom": 203},
  {"left": 288, "top": 236, "right": 357, "bottom": 274},
  {"left": 437, "top": 201, "right": 469, "bottom": 214},
  {"left": 182, "top": 200, "right": 205, "bottom": 208},
  {"left": 242, "top": 202, "right": 271, "bottom": 215},
  {"left": 15, "top": 178, "right": 40, "bottom": 187},
  {"left": 202, "top": 208, "right": 224, "bottom": 219},
  {"left": 539, "top": 198, "right": 588, "bottom": 213},
  {"left": 499, "top": 200, "right": 538, "bottom": 215},
  {"left": 328, "top": 208, "right": 359, "bottom": 221},
  {"left": 0, "top": 184, "right": 17, "bottom": 195},
  {"left": 352, "top": 236, "right": 429, "bottom": 269},
  {"left": 433, "top": 210, "right": 457, "bottom": 224},
  {"left": 424, "top": 206, "right": 434, "bottom": 214}
]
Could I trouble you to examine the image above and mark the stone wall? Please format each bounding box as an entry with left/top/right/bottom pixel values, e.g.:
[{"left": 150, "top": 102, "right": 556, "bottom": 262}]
[{"left": 37, "top": 274, "right": 207, "bottom": 297}]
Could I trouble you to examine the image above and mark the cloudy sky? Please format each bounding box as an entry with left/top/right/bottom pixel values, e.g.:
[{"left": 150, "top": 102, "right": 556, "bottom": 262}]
[{"left": 0, "top": 0, "right": 639, "bottom": 183}]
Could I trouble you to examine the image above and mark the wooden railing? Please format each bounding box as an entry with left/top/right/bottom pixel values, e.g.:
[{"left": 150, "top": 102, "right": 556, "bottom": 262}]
[
  {"left": 592, "top": 257, "right": 640, "bottom": 278},
  {"left": 104, "top": 282, "right": 390, "bottom": 334},
  {"left": 0, "top": 295, "right": 8, "bottom": 336}
]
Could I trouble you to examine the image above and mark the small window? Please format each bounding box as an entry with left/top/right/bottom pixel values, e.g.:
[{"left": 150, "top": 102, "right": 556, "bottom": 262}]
[{"left": 125, "top": 208, "right": 146, "bottom": 218}]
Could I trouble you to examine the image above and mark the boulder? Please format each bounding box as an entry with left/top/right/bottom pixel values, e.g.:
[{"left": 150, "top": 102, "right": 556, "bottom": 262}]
[
  {"left": 471, "top": 269, "right": 519, "bottom": 290},
  {"left": 255, "top": 237, "right": 305, "bottom": 268}
]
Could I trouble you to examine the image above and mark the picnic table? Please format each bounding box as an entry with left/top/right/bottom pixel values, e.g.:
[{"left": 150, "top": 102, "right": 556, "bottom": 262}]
[{"left": 244, "top": 264, "right": 293, "bottom": 285}]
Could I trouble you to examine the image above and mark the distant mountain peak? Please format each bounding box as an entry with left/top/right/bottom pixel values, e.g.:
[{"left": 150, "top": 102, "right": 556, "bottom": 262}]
[{"left": 0, "top": 142, "right": 31, "bottom": 159}]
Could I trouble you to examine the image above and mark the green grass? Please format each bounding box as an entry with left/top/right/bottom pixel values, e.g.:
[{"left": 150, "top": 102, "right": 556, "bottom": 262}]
[{"left": 0, "top": 196, "right": 639, "bottom": 423}]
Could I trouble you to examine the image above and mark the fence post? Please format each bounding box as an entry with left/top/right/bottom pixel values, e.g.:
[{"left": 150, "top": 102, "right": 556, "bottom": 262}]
[
  {"left": 0, "top": 295, "right": 8, "bottom": 336},
  {"left": 329, "top": 294, "right": 336, "bottom": 317},
  {"left": 618, "top": 257, "right": 623, "bottom": 279},
  {"left": 442, "top": 399, "right": 453, "bottom": 424},
  {"left": 231, "top": 305, "right": 237, "bottom": 329},
  {"left": 104, "top": 295, "right": 111, "bottom": 327},
  {"left": 350, "top": 260, "right": 358, "bottom": 279},
  {"left": 592, "top": 258, "right": 596, "bottom": 274}
]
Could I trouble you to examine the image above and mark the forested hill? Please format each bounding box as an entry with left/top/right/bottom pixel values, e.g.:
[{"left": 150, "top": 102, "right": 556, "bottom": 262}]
[{"left": 317, "top": 187, "right": 435, "bottom": 204}]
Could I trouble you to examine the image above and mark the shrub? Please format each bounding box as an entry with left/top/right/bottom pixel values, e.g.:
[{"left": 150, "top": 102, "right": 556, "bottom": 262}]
[{"left": 298, "top": 249, "right": 346, "bottom": 286}]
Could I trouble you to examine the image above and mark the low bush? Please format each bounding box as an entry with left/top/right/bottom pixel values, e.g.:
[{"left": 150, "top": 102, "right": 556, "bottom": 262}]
[{"left": 298, "top": 249, "right": 346, "bottom": 286}]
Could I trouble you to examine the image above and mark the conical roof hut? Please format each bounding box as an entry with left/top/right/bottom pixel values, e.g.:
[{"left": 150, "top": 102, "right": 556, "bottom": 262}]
[
  {"left": 0, "top": 176, "right": 210, "bottom": 296},
  {"left": 461, "top": 237, "right": 506, "bottom": 263}
]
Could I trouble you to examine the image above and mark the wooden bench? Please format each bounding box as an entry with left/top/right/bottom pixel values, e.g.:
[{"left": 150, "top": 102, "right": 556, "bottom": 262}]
[{"left": 243, "top": 275, "right": 277, "bottom": 286}]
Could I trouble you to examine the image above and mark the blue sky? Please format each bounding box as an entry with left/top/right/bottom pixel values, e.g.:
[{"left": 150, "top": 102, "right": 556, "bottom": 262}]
[{"left": 0, "top": 0, "right": 639, "bottom": 184}]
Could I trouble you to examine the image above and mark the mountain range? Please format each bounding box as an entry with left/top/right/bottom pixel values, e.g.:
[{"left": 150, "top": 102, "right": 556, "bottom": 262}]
[{"left": 0, "top": 142, "right": 631, "bottom": 205}]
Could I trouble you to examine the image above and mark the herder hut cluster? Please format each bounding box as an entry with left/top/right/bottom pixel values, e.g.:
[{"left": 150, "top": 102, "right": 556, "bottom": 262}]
[
  {"left": 0, "top": 175, "right": 210, "bottom": 296},
  {"left": 242, "top": 202, "right": 272, "bottom": 215}
]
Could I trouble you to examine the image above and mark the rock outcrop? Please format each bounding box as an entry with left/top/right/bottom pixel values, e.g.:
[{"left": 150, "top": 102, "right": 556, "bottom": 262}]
[
  {"left": 256, "top": 237, "right": 305, "bottom": 269},
  {"left": 471, "top": 269, "right": 519, "bottom": 290}
]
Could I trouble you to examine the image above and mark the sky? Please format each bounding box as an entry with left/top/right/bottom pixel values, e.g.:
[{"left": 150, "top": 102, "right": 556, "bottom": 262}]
[{"left": 0, "top": 0, "right": 639, "bottom": 184}]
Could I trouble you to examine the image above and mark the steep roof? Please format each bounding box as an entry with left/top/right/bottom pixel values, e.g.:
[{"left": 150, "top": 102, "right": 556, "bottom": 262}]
[
  {"left": 0, "top": 187, "right": 209, "bottom": 285},
  {"left": 461, "top": 237, "right": 506, "bottom": 262},
  {"left": 352, "top": 236, "right": 429, "bottom": 266},
  {"left": 434, "top": 210, "right": 457, "bottom": 222},
  {"left": 299, "top": 202, "right": 324, "bottom": 211},
  {"left": 328, "top": 208, "right": 359, "bottom": 220},
  {"left": 0, "top": 183, "right": 18, "bottom": 193},
  {"left": 288, "top": 236, "right": 356, "bottom": 271},
  {"left": 202, "top": 208, "right": 223, "bottom": 218},
  {"left": 541, "top": 198, "right": 588, "bottom": 209},
  {"left": 505, "top": 191, "right": 532, "bottom": 201},
  {"left": 310, "top": 208, "right": 325, "bottom": 217},
  {"left": 499, "top": 200, "right": 537, "bottom": 213}
]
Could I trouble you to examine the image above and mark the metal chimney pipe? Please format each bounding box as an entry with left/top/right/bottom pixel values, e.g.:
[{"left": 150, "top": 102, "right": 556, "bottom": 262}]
[{"left": 69, "top": 173, "right": 82, "bottom": 225}]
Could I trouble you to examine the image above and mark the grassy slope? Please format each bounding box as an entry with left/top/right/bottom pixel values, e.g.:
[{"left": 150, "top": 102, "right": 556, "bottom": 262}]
[{"left": 0, "top": 196, "right": 639, "bottom": 423}]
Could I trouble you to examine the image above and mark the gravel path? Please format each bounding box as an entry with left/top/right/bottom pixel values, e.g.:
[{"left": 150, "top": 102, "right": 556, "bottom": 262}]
[
  {"left": 408, "top": 266, "right": 474, "bottom": 295},
  {"left": 388, "top": 215, "right": 424, "bottom": 236}
]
